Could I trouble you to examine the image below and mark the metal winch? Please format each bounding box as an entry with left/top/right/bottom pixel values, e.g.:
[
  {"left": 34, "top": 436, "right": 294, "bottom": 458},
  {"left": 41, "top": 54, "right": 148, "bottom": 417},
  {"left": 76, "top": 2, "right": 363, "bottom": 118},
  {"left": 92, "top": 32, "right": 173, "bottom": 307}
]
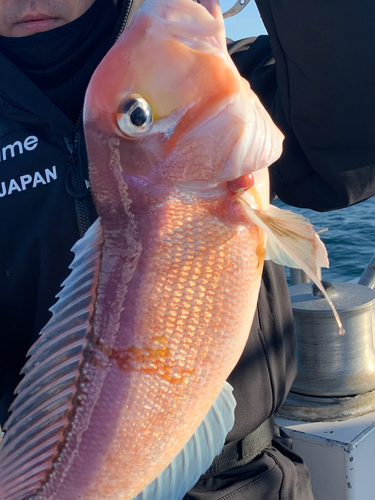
[{"left": 279, "top": 280, "right": 375, "bottom": 421}]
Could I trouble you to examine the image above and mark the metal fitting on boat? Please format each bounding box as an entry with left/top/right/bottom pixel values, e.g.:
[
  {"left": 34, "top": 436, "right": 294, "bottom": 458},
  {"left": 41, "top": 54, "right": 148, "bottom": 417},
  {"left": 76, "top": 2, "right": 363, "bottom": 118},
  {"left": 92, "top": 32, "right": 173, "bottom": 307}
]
[
  {"left": 279, "top": 282, "right": 375, "bottom": 421},
  {"left": 223, "top": 0, "right": 252, "bottom": 19}
]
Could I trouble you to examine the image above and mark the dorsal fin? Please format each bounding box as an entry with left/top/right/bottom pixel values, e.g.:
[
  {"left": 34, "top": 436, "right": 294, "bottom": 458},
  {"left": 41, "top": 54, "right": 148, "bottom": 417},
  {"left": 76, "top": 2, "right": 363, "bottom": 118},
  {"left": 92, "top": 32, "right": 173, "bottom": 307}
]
[{"left": 0, "top": 218, "right": 103, "bottom": 500}]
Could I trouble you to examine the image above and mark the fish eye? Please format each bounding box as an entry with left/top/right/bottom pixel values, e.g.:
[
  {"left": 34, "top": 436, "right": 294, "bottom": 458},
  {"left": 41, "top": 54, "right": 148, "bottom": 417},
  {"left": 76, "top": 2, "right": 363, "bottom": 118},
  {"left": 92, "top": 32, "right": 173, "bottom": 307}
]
[{"left": 116, "top": 94, "right": 153, "bottom": 137}]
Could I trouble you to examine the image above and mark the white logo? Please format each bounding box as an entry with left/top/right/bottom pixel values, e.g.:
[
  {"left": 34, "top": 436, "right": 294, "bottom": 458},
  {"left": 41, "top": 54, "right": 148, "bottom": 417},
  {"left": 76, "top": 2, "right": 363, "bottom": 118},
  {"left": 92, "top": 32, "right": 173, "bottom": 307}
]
[
  {"left": 0, "top": 135, "right": 38, "bottom": 163},
  {"left": 0, "top": 166, "right": 57, "bottom": 197}
]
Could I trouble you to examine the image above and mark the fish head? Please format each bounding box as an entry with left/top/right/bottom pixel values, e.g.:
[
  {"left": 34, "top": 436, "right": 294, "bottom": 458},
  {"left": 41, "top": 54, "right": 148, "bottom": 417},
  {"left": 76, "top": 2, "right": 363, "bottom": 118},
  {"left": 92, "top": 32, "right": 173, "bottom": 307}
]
[{"left": 84, "top": 0, "right": 283, "bottom": 210}]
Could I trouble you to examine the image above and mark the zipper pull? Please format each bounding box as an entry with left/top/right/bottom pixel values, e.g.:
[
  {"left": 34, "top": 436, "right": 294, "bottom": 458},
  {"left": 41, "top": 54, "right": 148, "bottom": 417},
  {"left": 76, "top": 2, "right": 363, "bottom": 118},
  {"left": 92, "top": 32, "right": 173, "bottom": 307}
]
[{"left": 64, "top": 137, "right": 90, "bottom": 199}]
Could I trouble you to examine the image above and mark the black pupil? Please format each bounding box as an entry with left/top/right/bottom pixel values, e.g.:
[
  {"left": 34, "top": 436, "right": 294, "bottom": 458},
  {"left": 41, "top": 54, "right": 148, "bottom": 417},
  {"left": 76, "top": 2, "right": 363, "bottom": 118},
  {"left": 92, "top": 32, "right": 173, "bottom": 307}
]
[{"left": 130, "top": 106, "right": 147, "bottom": 127}]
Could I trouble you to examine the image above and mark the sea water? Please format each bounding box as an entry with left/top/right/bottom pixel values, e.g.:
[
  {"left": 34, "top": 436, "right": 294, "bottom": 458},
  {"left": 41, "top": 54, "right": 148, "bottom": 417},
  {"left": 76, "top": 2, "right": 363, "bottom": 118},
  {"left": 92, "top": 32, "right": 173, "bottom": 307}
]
[{"left": 274, "top": 197, "right": 375, "bottom": 283}]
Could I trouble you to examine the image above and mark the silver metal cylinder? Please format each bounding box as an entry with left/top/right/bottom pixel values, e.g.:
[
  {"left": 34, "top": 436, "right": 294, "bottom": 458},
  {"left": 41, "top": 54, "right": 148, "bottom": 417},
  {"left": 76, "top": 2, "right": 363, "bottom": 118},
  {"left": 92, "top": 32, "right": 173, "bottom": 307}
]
[
  {"left": 289, "top": 282, "right": 375, "bottom": 397},
  {"left": 289, "top": 268, "right": 320, "bottom": 285}
]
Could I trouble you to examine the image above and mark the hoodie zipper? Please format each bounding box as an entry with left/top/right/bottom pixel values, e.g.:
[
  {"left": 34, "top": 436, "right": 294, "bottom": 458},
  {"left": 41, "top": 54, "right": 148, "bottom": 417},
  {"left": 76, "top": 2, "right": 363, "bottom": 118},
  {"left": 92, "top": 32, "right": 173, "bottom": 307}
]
[
  {"left": 115, "top": 0, "right": 134, "bottom": 41},
  {"left": 64, "top": 123, "right": 90, "bottom": 238}
]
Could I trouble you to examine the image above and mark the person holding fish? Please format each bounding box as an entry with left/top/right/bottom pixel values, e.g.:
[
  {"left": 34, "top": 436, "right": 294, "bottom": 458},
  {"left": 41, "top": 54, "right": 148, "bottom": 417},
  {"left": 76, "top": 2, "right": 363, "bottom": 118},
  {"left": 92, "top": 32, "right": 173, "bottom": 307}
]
[{"left": 0, "top": 1, "right": 374, "bottom": 500}]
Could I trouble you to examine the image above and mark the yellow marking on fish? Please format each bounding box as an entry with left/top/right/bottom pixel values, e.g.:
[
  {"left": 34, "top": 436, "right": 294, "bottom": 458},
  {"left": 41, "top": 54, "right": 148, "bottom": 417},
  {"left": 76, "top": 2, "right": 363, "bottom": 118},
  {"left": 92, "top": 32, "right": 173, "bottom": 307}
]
[
  {"left": 256, "top": 228, "right": 266, "bottom": 272},
  {"left": 111, "top": 342, "right": 196, "bottom": 384},
  {"left": 249, "top": 185, "right": 263, "bottom": 210},
  {"left": 239, "top": 185, "right": 266, "bottom": 272}
]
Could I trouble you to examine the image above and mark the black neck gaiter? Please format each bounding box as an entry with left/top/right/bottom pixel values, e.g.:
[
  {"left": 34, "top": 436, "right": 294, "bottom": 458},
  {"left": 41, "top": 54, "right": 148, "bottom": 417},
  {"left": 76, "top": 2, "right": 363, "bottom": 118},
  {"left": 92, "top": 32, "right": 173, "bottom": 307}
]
[{"left": 0, "top": 0, "right": 118, "bottom": 123}]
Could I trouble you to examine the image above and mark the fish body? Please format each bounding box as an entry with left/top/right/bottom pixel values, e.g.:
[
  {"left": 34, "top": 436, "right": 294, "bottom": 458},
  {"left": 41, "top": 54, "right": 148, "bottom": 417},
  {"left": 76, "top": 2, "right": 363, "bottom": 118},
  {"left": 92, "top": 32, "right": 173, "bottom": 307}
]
[
  {"left": 0, "top": 1, "right": 328, "bottom": 500},
  {"left": 66, "top": 2, "right": 279, "bottom": 496}
]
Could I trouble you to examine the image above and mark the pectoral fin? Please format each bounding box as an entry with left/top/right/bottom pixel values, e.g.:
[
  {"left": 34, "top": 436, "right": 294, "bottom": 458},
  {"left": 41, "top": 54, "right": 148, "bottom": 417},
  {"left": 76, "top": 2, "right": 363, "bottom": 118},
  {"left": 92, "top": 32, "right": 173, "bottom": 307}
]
[
  {"left": 238, "top": 194, "right": 344, "bottom": 334},
  {"left": 133, "top": 381, "right": 236, "bottom": 500}
]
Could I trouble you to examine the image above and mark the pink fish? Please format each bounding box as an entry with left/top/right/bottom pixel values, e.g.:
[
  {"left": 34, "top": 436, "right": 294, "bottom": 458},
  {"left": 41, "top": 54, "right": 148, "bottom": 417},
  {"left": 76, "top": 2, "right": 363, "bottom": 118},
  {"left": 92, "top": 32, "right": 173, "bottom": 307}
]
[{"left": 0, "top": 1, "right": 331, "bottom": 499}]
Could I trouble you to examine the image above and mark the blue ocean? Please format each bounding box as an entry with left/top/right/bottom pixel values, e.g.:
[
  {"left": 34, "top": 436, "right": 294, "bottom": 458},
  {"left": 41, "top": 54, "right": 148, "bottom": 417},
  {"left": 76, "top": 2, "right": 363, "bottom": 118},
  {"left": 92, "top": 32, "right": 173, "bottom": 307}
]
[{"left": 274, "top": 197, "right": 375, "bottom": 283}]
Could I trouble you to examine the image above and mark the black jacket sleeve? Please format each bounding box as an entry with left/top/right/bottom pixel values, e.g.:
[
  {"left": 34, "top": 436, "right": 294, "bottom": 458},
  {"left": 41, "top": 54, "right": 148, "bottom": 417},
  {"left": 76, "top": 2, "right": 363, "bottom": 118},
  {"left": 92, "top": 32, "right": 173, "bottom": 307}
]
[{"left": 229, "top": 0, "right": 375, "bottom": 212}]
